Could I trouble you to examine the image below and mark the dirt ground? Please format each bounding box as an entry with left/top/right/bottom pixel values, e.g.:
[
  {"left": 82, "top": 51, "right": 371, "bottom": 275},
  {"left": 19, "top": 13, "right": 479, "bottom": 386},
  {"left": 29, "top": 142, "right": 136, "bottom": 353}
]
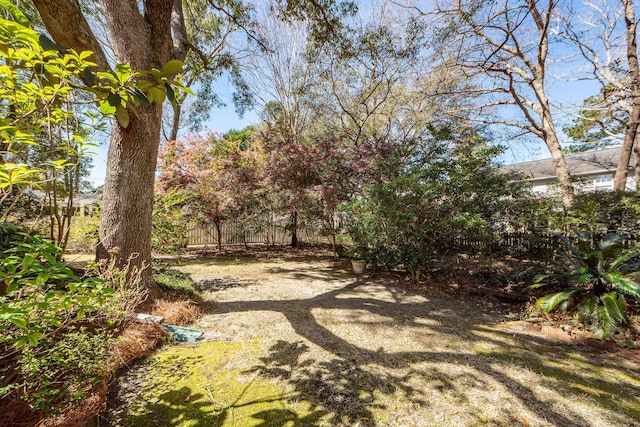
[{"left": 103, "top": 250, "right": 640, "bottom": 427}]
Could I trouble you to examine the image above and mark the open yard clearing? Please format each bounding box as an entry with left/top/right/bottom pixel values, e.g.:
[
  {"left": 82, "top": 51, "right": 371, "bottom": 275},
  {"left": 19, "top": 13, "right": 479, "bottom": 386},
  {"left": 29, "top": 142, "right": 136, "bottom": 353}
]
[{"left": 104, "top": 252, "right": 640, "bottom": 427}]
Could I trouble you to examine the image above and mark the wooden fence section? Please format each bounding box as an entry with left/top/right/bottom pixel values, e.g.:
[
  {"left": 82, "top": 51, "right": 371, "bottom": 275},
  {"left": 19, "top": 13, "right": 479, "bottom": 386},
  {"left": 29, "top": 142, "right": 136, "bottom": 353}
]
[
  {"left": 449, "top": 233, "right": 562, "bottom": 254},
  {"left": 186, "top": 221, "right": 324, "bottom": 246},
  {"left": 451, "top": 232, "right": 639, "bottom": 254},
  {"left": 187, "top": 223, "right": 638, "bottom": 251}
]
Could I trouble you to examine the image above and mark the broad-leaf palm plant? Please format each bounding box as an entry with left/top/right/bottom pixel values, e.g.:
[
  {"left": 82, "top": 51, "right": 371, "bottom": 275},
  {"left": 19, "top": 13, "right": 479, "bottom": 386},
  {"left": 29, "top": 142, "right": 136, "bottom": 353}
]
[{"left": 531, "top": 233, "right": 640, "bottom": 339}]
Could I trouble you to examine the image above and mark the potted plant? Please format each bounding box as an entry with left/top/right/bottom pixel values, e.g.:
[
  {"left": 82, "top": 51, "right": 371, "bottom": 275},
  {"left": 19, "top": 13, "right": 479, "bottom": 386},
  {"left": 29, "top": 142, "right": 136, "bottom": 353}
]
[{"left": 345, "top": 246, "right": 367, "bottom": 274}]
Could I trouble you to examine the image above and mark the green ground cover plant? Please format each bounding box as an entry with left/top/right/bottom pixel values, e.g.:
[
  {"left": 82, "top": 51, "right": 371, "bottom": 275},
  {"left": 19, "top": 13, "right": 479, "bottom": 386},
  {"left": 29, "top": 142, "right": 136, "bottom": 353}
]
[
  {"left": 532, "top": 233, "right": 640, "bottom": 339},
  {"left": 152, "top": 262, "right": 199, "bottom": 299}
]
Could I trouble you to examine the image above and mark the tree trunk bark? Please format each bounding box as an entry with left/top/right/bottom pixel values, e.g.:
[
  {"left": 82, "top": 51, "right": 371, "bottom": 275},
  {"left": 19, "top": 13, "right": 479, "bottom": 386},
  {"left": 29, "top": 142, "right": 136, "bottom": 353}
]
[
  {"left": 532, "top": 74, "right": 575, "bottom": 209},
  {"left": 169, "top": 103, "right": 181, "bottom": 142},
  {"left": 535, "top": 86, "right": 574, "bottom": 208},
  {"left": 614, "top": 137, "right": 634, "bottom": 190},
  {"left": 96, "top": 105, "right": 164, "bottom": 298},
  {"left": 615, "top": 0, "right": 640, "bottom": 191},
  {"left": 95, "top": 0, "right": 173, "bottom": 298},
  {"left": 215, "top": 219, "right": 222, "bottom": 252},
  {"left": 291, "top": 210, "right": 298, "bottom": 248},
  {"left": 546, "top": 131, "right": 575, "bottom": 209},
  {"left": 32, "top": 0, "right": 110, "bottom": 71},
  {"left": 634, "top": 144, "right": 640, "bottom": 190},
  {"left": 32, "top": 0, "right": 188, "bottom": 300}
]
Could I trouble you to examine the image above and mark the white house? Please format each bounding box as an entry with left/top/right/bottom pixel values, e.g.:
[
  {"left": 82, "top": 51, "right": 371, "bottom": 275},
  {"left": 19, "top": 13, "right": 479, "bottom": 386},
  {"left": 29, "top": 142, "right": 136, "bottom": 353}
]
[
  {"left": 30, "top": 190, "right": 100, "bottom": 217},
  {"left": 502, "top": 147, "right": 636, "bottom": 194}
]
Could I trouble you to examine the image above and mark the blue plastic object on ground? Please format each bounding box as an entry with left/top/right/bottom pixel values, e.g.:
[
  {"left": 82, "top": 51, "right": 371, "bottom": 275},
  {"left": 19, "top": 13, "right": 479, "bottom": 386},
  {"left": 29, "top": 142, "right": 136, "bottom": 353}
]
[{"left": 162, "top": 324, "right": 204, "bottom": 342}]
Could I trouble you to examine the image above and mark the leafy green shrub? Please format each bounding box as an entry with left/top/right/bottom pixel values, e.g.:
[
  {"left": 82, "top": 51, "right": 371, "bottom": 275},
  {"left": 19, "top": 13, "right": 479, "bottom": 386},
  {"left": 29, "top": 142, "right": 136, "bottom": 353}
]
[
  {"left": 343, "top": 135, "right": 521, "bottom": 283},
  {"left": 0, "top": 230, "right": 137, "bottom": 415},
  {"left": 18, "top": 327, "right": 114, "bottom": 412},
  {"left": 531, "top": 233, "right": 640, "bottom": 339},
  {"left": 561, "top": 192, "right": 640, "bottom": 236},
  {"left": 0, "top": 221, "right": 31, "bottom": 252},
  {"left": 152, "top": 190, "right": 190, "bottom": 254}
]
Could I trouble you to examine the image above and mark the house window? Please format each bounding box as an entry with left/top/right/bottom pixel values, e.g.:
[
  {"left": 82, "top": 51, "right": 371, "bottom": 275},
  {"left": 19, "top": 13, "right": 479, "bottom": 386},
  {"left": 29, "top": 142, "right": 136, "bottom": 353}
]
[{"left": 594, "top": 174, "right": 613, "bottom": 190}]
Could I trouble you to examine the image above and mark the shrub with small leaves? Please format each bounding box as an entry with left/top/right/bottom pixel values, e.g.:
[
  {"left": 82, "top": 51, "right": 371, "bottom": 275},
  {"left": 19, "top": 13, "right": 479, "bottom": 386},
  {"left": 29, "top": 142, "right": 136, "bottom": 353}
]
[
  {"left": 0, "top": 229, "right": 135, "bottom": 416},
  {"left": 152, "top": 190, "right": 190, "bottom": 254},
  {"left": 18, "top": 327, "right": 114, "bottom": 412}
]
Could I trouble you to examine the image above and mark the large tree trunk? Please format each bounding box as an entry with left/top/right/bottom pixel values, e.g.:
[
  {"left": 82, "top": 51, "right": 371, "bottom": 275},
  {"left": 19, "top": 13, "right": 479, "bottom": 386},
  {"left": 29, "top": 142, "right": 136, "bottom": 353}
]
[
  {"left": 31, "top": 0, "right": 110, "bottom": 71},
  {"left": 94, "top": 0, "right": 173, "bottom": 296},
  {"left": 34, "top": 0, "right": 177, "bottom": 298},
  {"left": 96, "top": 105, "right": 164, "bottom": 297},
  {"left": 615, "top": 0, "right": 640, "bottom": 191}
]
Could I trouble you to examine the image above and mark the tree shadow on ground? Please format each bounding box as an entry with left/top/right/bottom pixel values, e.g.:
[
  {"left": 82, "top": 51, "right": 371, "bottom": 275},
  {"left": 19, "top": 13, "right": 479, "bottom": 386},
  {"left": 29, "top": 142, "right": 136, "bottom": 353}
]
[
  {"left": 104, "top": 346, "right": 324, "bottom": 427},
  {"left": 209, "top": 276, "right": 640, "bottom": 426},
  {"left": 265, "top": 266, "right": 353, "bottom": 282},
  {"left": 121, "top": 386, "right": 228, "bottom": 427},
  {"left": 247, "top": 340, "right": 418, "bottom": 426},
  {"left": 194, "top": 276, "right": 256, "bottom": 292}
]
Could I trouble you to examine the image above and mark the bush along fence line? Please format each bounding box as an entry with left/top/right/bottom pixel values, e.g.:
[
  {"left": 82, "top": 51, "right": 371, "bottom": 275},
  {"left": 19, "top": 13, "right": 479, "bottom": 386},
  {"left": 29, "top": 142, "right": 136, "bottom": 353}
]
[
  {"left": 185, "top": 221, "right": 639, "bottom": 255},
  {"left": 449, "top": 232, "right": 640, "bottom": 257}
]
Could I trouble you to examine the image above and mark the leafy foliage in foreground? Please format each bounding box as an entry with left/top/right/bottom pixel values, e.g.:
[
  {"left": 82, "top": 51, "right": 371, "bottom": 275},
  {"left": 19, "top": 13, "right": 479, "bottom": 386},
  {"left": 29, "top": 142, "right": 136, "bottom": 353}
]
[
  {"left": 0, "top": 228, "right": 139, "bottom": 416},
  {"left": 531, "top": 234, "right": 640, "bottom": 339}
]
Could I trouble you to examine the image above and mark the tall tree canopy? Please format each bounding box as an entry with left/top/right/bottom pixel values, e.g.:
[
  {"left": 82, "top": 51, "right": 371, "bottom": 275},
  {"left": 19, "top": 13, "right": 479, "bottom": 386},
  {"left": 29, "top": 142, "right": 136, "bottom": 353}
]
[{"left": 561, "top": 0, "right": 640, "bottom": 190}]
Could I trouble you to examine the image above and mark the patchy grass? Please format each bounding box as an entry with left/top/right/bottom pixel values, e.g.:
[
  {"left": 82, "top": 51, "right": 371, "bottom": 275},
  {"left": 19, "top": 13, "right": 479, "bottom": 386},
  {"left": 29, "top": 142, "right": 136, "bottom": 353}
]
[
  {"left": 108, "top": 341, "right": 323, "bottom": 427},
  {"left": 105, "top": 253, "right": 640, "bottom": 427}
]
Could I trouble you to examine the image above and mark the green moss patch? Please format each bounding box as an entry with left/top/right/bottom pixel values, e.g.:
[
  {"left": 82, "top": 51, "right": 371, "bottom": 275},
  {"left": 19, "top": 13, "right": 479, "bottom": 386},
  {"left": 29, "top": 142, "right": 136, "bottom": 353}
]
[
  {"left": 152, "top": 264, "right": 200, "bottom": 300},
  {"left": 121, "top": 341, "right": 324, "bottom": 427}
]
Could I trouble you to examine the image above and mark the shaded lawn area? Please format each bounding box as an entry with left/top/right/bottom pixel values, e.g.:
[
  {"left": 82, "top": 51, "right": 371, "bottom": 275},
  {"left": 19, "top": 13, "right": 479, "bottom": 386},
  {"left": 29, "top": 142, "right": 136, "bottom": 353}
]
[{"left": 105, "top": 255, "right": 640, "bottom": 427}]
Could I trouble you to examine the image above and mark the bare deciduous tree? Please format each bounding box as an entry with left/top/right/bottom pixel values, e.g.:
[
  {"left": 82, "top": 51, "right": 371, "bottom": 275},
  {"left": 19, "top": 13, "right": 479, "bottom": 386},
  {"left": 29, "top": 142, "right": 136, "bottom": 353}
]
[
  {"left": 562, "top": 0, "right": 640, "bottom": 190},
  {"left": 425, "top": 0, "right": 575, "bottom": 208}
]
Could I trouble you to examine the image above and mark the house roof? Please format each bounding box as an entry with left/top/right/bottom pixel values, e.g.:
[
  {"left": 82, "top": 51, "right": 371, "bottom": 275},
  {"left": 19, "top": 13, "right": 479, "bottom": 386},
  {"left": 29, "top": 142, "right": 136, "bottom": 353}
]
[
  {"left": 29, "top": 190, "right": 101, "bottom": 207},
  {"left": 502, "top": 146, "right": 634, "bottom": 181}
]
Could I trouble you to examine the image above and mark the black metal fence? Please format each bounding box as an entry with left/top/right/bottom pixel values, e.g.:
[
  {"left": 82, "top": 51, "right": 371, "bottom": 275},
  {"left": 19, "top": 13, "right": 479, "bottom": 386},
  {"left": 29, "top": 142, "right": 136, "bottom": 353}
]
[{"left": 450, "top": 232, "right": 639, "bottom": 256}]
